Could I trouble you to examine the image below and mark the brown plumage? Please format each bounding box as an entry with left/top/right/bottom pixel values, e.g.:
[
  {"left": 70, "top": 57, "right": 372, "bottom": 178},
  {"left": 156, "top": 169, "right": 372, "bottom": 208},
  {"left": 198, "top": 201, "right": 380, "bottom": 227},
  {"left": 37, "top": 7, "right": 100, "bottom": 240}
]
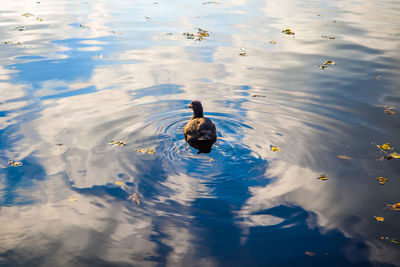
[{"left": 184, "top": 100, "right": 217, "bottom": 153}]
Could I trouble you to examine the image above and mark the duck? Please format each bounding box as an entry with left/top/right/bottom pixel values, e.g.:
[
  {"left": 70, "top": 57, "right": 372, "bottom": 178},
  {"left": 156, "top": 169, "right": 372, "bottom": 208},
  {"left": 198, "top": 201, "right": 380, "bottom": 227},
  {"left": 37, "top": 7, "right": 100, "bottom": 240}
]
[{"left": 184, "top": 100, "right": 217, "bottom": 153}]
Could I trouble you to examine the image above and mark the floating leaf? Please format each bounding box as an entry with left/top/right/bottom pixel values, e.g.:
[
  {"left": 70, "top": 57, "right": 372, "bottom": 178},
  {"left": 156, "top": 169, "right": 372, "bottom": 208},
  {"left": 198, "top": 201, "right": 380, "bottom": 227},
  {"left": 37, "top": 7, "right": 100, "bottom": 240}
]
[
  {"left": 376, "top": 177, "right": 388, "bottom": 185},
  {"left": 184, "top": 28, "right": 210, "bottom": 41},
  {"left": 374, "top": 216, "right": 384, "bottom": 221},
  {"left": 22, "top": 13, "right": 34, "bottom": 18},
  {"left": 145, "top": 16, "right": 152, "bottom": 22},
  {"left": 8, "top": 160, "right": 22, "bottom": 167},
  {"left": 320, "top": 60, "right": 336, "bottom": 69},
  {"left": 305, "top": 251, "right": 315, "bottom": 257},
  {"left": 391, "top": 239, "right": 400, "bottom": 244},
  {"left": 136, "top": 148, "right": 155, "bottom": 155},
  {"left": 282, "top": 28, "right": 295, "bottom": 35},
  {"left": 337, "top": 155, "right": 351, "bottom": 160},
  {"left": 270, "top": 145, "right": 280, "bottom": 152},
  {"left": 209, "top": 158, "right": 215, "bottom": 162},
  {"left": 239, "top": 52, "right": 247, "bottom": 56},
  {"left": 378, "top": 143, "right": 392, "bottom": 150},
  {"left": 128, "top": 193, "right": 140, "bottom": 206},
  {"left": 114, "top": 181, "right": 124, "bottom": 186},
  {"left": 384, "top": 109, "right": 396, "bottom": 115},
  {"left": 317, "top": 174, "right": 328, "bottom": 181},
  {"left": 252, "top": 94, "right": 266, "bottom": 97},
  {"left": 183, "top": 32, "right": 195, "bottom": 39},
  {"left": 386, "top": 203, "right": 400, "bottom": 210},
  {"left": 270, "top": 41, "right": 277, "bottom": 44},
  {"left": 390, "top": 152, "right": 400, "bottom": 159},
  {"left": 16, "top": 26, "right": 26, "bottom": 31},
  {"left": 36, "top": 17, "right": 43, "bottom": 21},
  {"left": 55, "top": 143, "right": 64, "bottom": 146},
  {"left": 69, "top": 197, "right": 78, "bottom": 202},
  {"left": 324, "top": 60, "right": 336, "bottom": 65},
  {"left": 109, "top": 140, "right": 126, "bottom": 146},
  {"left": 79, "top": 24, "right": 90, "bottom": 29},
  {"left": 321, "top": 35, "right": 335, "bottom": 39},
  {"left": 376, "top": 75, "right": 382, "bottom": 80}
]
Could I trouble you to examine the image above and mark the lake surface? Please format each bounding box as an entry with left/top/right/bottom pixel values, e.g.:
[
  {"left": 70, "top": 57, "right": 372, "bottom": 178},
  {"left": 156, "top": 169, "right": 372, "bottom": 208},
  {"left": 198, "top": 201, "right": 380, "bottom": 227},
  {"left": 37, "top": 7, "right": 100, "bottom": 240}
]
[{"left": 1, "top": 0, "right": 400, "bottom": 266}]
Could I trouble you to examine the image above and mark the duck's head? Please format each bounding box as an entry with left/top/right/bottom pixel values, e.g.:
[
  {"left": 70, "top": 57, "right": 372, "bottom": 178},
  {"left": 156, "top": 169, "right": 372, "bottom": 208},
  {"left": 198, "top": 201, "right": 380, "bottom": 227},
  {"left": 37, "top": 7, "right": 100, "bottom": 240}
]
[{"left": 188, "top": 100, "right": 203, "bottom": 118}]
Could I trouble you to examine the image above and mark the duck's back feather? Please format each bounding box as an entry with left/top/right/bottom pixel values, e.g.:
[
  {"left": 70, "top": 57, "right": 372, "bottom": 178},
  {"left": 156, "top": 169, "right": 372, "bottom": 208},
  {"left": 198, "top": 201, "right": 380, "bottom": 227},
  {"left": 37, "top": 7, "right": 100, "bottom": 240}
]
[{"left": 184, "top": 117, "right": 217, "bottom": 143}]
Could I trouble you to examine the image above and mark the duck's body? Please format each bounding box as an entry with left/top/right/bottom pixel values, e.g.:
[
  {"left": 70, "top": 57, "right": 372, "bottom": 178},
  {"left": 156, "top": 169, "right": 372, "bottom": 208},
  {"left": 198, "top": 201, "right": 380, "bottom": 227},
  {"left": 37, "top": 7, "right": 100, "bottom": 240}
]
[{"left": 184, "top": 100, "right": 217, "bottom": 153}]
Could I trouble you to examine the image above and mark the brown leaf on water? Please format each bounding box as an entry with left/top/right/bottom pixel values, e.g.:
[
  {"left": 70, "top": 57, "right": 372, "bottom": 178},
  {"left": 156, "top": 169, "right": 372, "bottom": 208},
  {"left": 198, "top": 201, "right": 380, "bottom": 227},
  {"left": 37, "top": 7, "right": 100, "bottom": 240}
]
[
  {"left": 317, "top": 174, "right": 328, "bottom": 181},
  {"left": 386, "top": 203, "right": 400, "bottom": 210},
  {"left": 55, "top": 143, "right": 64, "bottom": 146},
  {"left": 8, "top": 160, "right": 22, "bottom": 167},
  {"left": 337, "top": 155, "right": 351, "bottom": 160},
  {"left": 384, "top": 109, "right": 396, "bottom": 115},
  {"left": 128, "top": 193, "right": 140, "bottom": 206},
  {"left": 305, "top": 251, "right": 315, "bottom": 256},
  {"left": 252, "top": 94, "right": 266, "bottom": 97},
  {"left": 321, "top": 35, "right": 335, "bottom": 39},
  {"left": 374, "top": 216, "right": 384, "bottom": 221},
  {"left": 376, "top": 177, "right": 388, "bottom": 185},
  {"left": 282, "top": 28, "right": 295, "bottom": 35}
]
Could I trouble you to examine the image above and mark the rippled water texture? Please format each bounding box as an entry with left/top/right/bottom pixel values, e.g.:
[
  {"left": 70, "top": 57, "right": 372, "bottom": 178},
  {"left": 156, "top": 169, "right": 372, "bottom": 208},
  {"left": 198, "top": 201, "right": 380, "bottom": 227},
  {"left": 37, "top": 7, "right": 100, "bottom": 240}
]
[{"left": 1, "top": 0, "right": 400, "bottom": 266}]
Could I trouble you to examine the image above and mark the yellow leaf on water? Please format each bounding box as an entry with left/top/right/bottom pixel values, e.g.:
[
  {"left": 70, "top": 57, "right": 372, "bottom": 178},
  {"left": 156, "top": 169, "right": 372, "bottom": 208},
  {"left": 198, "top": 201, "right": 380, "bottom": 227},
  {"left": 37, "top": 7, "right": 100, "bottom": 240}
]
[
  {"left": 337, "top": 155, "right": 351, "bottom": 160},
  {"left": 374, "top": 216, "right": 384, "bottom": 221},
  {"left": 146, "top": 148, "right": 155, "bottom": 155},
  {"left": 390, "top": 152, "right": 400, "bottom": 159},
  {"left": 317, "top": 174, "right": 328, "bottom": 181},
  {"left": 209, "top": 158, "right": 215, "bottom": 162},
  {"left": 270, "top": 41, "right": 277, "bottom": 44},
  {"left": 239, "top": 52, "right": 247, "bottom": 56},
  {"left": 378, "top": 143, "right": 392, "bottom": 150},
  {"left": 114, "top": 181, "right": 124, "bottom": 186},
  {"left": 324, "top": 60, "right": 336, "bottom": 65},
  {"left": 270, "top": 145, "right": 280, "bottom": 152},
  {"left": 69, "top": 197, "right": 78, "bottom": 202},
  {"left": 387, "top": 203, "right": 400, "bottom": 210},
  {"left": 22, "top": 13, "right": 34, "bottom": 18},
  {"left": 128, "top": 193, "right": 140, "bottom": 206},
  {"left": 376, "top": 177, "right": 388, "bottom": 185}
]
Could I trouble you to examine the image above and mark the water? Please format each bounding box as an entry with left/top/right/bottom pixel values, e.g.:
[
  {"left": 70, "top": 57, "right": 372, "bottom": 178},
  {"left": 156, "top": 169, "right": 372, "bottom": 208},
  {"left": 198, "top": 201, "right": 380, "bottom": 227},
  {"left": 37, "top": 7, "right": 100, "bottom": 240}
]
[{"left": 1, "top": 0, "right": 399, "bottom": 266}]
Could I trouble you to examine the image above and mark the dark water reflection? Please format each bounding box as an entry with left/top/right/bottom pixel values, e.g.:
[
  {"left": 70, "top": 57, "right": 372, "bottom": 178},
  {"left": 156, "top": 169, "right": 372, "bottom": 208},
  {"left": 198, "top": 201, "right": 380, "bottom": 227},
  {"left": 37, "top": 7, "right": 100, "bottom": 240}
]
[{"left": 1, "top": 0, "right": 400, "bottom": 266}]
